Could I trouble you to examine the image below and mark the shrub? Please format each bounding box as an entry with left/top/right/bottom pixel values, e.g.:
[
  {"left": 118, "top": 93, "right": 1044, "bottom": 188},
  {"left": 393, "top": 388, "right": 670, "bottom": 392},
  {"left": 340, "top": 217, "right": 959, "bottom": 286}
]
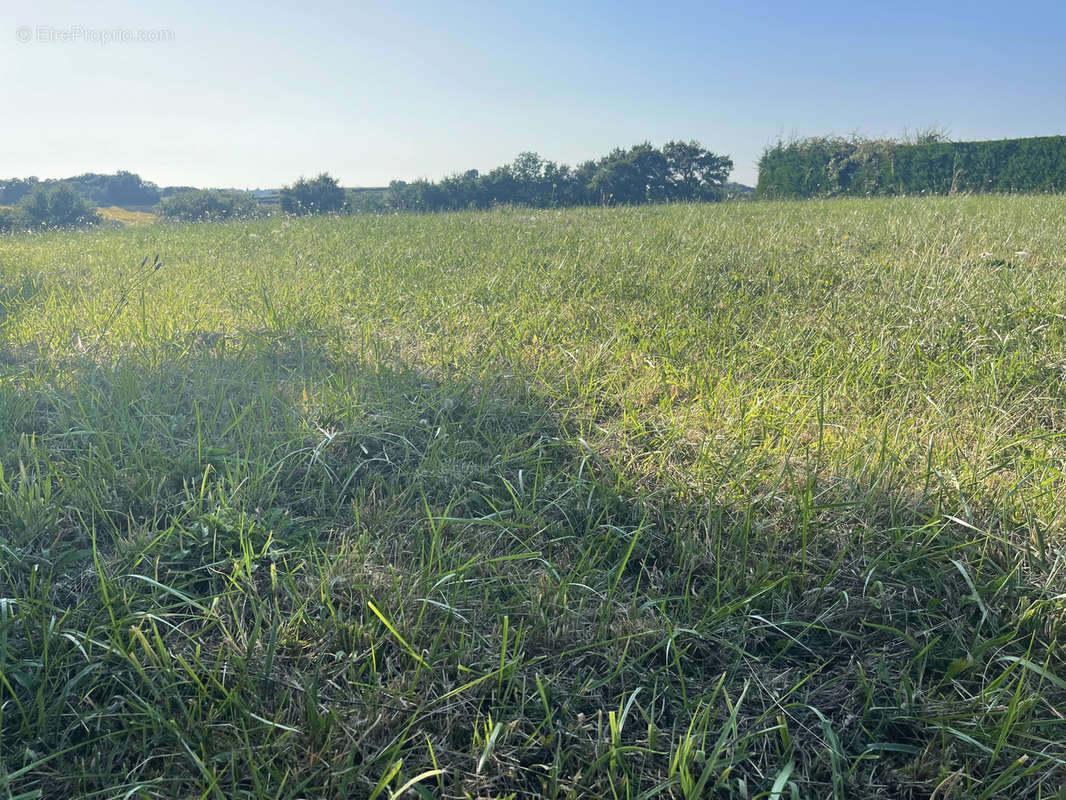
[
  {"left": 156, "top": 190, "right": 266, "bottom": 222},
  {"left": 280, "top": 173, "right": 346, "bottom": 215}
]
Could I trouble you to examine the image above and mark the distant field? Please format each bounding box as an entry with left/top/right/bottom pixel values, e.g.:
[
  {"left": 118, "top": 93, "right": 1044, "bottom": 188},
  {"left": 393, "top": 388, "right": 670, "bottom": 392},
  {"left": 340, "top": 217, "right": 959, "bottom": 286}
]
[
  {"left": 1, "top": 197, "right": 1065, "bottom": 798},
  {"left": 96, "top": 205, "right": 159, "bottom": 226}
]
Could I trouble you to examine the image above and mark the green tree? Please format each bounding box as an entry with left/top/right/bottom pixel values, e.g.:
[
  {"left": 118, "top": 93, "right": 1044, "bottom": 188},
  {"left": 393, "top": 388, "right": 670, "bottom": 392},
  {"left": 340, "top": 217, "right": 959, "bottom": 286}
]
[
  {"left": 18, "top": 184, "right": 98, "bottom": 229},
  {"left": 346, "top": 188, "right": 388, "bottom": 214},
  {"left": 0, "top": 206, "right": 25, "bottom": 233},
  {"left": 662, "top": 140, "right": 733, "bottom": 200},
  {"left": 384, "top": 180, "right": 414, "bottom": 212},
  {"left": 0, "top": 177, "right": 39, "bottom": 205},
  {"left": 508, "top": 152, "right": 561, "bottom": 205},
  {"left": 105, "top": 170, "right": 161, "bottom": 205},
  {"left": 437, "top": 170, "right": 481, "bottom": 209},
  {"left": 478, "top": 165, "right": 520, "bottom": 207},
  {"left": 53, "top": 171, "right": 160, "bottom": 206},
  {"left": 368, "top": 141, "right": 737, "bottom": 212},
  {"left": 590, "top": 144, "right": 670, "bottom": 204},
  {"left": 280, "top": 173, "right": 346, "bottom": 215}
]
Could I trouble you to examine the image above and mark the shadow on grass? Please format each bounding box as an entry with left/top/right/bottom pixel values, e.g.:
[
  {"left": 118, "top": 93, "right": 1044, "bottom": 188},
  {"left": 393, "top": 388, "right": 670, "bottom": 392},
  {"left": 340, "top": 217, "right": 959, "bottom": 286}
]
[{"left": 1, "top": 324, "right": 1063, "bottom": 799}]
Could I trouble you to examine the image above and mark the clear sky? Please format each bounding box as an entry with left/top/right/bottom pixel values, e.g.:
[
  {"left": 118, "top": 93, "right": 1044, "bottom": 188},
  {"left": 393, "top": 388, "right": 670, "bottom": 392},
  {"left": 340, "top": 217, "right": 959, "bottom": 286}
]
[{"left": 3, "top": 0, "right": 1065, "bottom": 189}]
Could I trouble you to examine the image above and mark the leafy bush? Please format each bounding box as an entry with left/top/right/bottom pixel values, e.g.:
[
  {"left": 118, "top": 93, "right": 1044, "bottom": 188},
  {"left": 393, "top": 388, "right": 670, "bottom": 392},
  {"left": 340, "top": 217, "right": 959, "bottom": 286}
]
[
  {"left": 280, "top": 173, "right": 346, "bottom": 215},
  {"left": 17, "top": 184, "right": 99, "bottom": 229},
  {"left": 156, "top": 190, "right": 266, "bottom": 222},
  {"left": 755, "top": 136, "right": 856, "bottom": 198}
]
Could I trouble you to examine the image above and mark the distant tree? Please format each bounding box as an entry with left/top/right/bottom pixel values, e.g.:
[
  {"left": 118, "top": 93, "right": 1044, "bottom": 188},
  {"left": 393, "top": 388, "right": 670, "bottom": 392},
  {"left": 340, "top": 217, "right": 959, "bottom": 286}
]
[
  {"left": 280, "top": 173, "right": 346, "bottom": 215},
  {"left": 18, "top": 184, "right": 98, "bottom": 229},
  {"left": 19, "top": 189, "right": 50, "bottom": 225},
  {"left": 662, "top": 141, "right": 733, "bottom": 200},
  {"left": 479, "top": 165, "right": 520, "bottom": 207},
  {"left": 435, "top": 170, "right": 481, "bottom": 210},
  {"left": 504, "top": 152, "right": 579, "bottom": 206},
  {"left": 0, "top": 177, "right": 39, "bottom": 205},
  {"left": 0, "top": 206, "right": 25, "bottom": 233},
  {"left": 418, "top": 178, "right": 449, "bottom": 210},
  {"left": 590, "top": 144, "right": 670, "bottom": 204},
  {"left": 346, "top": 188, "right": 388, "bottom": 214},
  {"left": 46, "top": 184, "right": 92, "bottom": 226},
  {"left": 384, "top": 180, "right": 414, "bottom": 212},
  {"left": 588, "top": 148, "right": 627, "bottom": 203},
  {"left": 631, "top": 144, "right": 672, "bottom": 201},
  {"left": 157, "top": 189, "right": 265, "bottom": 221},
  {"left": 507, "top": 152, "right": 555, "bottom": 205},
  {"left": 105, "top": 170, "right": 161, "bottom": 205},
  {"left": 62, "top": 171, "right": 160, "bottom": 206},
  {"left": 567, "top": 160, "right": 599, "bottom": 205},
  {"left": 312, "top": 140, "right": 736, "bottom": 215},
  {"left": 159, "top": 185, "right": 199, "bottom": 198},
  {"left": 542, "top": 161, "right": 576, "bottom": 206}
]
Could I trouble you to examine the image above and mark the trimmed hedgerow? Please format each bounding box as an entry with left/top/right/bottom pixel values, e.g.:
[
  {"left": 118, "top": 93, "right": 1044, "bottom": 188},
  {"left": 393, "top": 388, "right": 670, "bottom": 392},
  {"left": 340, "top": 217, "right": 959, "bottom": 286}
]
[{"left": 757, "top": 134, "right": 1066, "bottom": 198}]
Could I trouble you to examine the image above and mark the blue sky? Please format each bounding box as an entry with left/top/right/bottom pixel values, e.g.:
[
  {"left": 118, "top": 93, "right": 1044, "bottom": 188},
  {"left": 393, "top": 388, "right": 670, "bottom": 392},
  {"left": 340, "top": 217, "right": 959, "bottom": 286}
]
[{"left": 3, "top": 0, "right": 1065, "bottom": 188}]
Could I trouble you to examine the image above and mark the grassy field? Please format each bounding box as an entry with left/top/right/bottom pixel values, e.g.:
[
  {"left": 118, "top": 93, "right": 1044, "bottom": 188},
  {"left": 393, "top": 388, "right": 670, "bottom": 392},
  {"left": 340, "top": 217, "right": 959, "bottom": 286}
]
[
  {"left": 95, "top": 207, "right": 160, "bottom": 227},
  {"left": 1, "top": 196, "right": 1065, "bottom": 798}
]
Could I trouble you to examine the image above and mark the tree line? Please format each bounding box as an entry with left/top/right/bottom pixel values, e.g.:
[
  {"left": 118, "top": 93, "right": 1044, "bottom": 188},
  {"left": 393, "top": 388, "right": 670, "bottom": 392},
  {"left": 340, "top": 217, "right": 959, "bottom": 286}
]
[
  {"left": 0, "top": 184, "right": 99, "bottom": 232},
  {"left": 376, "top": 141, "right": 733, "bottom": 212},
  {"left": 0, "top": 170, "right": 162, "bottom": 207},
  {"left": 264, "top": 141, "right": 734, "bottom": 218},
  {"left": 0, "top": 171, "right": 175, "bottom": 231},
  {"left": 0, "top": 140, "right": 735, "bottom": 230}
]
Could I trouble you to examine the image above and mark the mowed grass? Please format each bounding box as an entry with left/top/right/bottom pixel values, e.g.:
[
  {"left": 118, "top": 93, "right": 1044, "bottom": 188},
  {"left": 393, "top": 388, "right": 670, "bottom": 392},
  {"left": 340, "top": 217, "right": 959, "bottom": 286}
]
[{"left": 1, "top": 196, "right": 1066, "bottom": 798}]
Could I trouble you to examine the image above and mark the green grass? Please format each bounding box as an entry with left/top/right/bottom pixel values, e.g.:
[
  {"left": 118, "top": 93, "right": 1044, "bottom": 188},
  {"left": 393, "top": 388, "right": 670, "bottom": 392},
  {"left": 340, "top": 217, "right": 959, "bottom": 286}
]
[{"left": 1, "top": 196, "right": 1066, "bottom": 798}]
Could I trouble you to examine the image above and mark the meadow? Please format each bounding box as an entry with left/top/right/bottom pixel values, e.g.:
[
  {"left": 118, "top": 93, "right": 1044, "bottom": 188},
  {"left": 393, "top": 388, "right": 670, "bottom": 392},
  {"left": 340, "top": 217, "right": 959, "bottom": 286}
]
[{"left": 1, "top": 196, "right": 1065, "bottom": 798}]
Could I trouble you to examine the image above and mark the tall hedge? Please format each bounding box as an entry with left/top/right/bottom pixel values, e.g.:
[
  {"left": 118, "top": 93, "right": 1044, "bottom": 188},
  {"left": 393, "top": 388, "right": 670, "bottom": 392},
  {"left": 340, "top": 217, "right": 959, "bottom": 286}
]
[{"left": 756, "top": 135, "right": 1066, "bottom": 198}]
